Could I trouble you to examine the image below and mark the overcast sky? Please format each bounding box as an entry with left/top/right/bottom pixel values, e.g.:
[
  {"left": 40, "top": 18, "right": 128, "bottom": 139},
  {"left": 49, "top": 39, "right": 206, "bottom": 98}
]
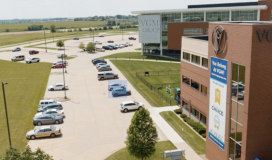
[{"left": 0, "top": 0, "right": 258, "bottom": 19}]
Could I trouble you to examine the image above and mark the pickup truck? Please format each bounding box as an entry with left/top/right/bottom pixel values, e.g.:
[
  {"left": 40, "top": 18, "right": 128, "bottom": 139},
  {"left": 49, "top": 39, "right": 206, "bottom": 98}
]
[{"left": 98, "top": 72, "right": 118, "bottom": 80}]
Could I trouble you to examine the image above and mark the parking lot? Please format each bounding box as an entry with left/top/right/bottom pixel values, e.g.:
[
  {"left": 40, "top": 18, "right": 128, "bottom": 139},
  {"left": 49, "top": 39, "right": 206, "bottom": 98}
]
[{"left": 0, "top": 35, "right": 168, "bottom": 160}]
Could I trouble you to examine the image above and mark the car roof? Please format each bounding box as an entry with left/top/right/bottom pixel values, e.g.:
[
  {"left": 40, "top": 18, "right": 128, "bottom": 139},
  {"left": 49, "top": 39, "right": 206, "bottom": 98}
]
[
  {"left": 55, "top": 83, "right": 64, "bottom": 85},
  {"left": 47, "top": 109, "right": 58, "bottom": 112},
  {"left": 104, "top": 71, "right": 113, "bottom": 73},
  {"left": 122, "top": 101, "right": 135, "bottom": 104},
  {"left": 40, "top": 99, "right": 54, "bottom": 102}
]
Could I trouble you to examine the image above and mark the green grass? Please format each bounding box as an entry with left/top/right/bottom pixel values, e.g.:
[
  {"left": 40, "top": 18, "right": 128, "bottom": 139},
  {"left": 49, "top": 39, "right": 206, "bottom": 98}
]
[
  {"left": 66, "top": 55, "right": 78, "bottom": 60},
  {"left": 101, "top": 52, "right": 180, "bottom": 62},
  {"left": 160, "top": 111, "right": 206, "bottom": 155},
  {"left": 135, "top": 48, "right": 141, "bottom": 50},
  {"left": 105, "top": 141, "right": 180, "bottom": 160},
  {"left": 0, "top": 60, "right": 52, "bottom": 156},
  {"left": 110, "top": 60, "right": 180, "bottom": 107}
]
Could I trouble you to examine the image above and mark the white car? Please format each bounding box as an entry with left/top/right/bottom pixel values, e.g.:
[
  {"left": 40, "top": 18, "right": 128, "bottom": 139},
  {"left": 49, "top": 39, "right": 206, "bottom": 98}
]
[
  {"left": 114, "top": 44, "right": 121, "bottom": 48},
  {"left": 25, "top": 57, "right": 40, "bottom": 64},
  {"left": 35, "top": 109, "right": 65, "bottom": 118},
  {"left": 39, "top": 100, "right": 61, "bottom": 108},
  {"left": 108, "top": 83, "right": 126, "bottom": 91},
  {"left": 48, "top": 83, "right": 69, "bottom": 91},
  {"left": 97, "top": 64, "right": 110, "bottom": 69},
  {"left": 55, "top": 60, "right": 68, "bottom": 65},
  {"left": 119, "top": 44, "right": 125, "bottom": 48},
  {"left": 126, "top": 42, "right": 133, "bottom": 46},
  {"left": 96, "top": 63, "right": 107, "bottom": 68},
  {"left": 95, "top": 41, "right": 102, "bottom": 45},
  {"left": 120, "top": 101, "right": 144, "bottom": 113},
  {"left": 57, "top": 54, "right": 67, "bottom": 58}
]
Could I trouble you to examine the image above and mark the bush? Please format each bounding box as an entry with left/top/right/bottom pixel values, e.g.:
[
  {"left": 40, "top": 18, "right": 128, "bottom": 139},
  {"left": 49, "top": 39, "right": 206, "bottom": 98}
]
[
  {"left": 180, "top": 114, "right": 187, "bottom": 119},
  {"left": 183, "top": 117, "right": 190, "bottom": 122},
  {"left": 186, "top": 119, "right": 195, "bottom": 127},
  {"left": 174, "top": 109, "right": 182, "bottom": 114},
  {"left": 202, "top": 133, "right": 206, "bottom": 138},
  {"left": 198, "top": 128, "right": 206, "bottom": 135}
]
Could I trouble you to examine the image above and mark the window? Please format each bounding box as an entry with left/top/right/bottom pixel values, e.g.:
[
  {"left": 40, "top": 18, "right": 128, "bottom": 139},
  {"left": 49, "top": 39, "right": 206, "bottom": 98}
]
[
  {"left": 191, "top": 106, "right": 199, "bottom": 118},
  {"left": 183, "top": 12, "right": 204, "bottom": 22},
  {"left": 183, "top": 52, "right": 190, "bottom": 61},
  {"left": 206, "top": 28, "right": 209, "bottom": 35},
  {"left": 202, "top": 57, "right": 208, "bottom": 67},
  {"left": 191, "top": 80, "right": 199, "bottom": 90},
  {"left": 182, "top": 76, "right": 190, "bottom": 85},
  {"left": 162, "top": 13, "right": 181, "bottom": 47},
  {"left": 200, "top": 114, "right": 206, "bottom": 125},
  {"left": 206, "top": 11, "right": 230, "bottom": 21},
  {"left": 182, "top": 101, "right": 190, "bottom": 111},
  {"left": 231, "top": 10, "right": 257, "bottom": 21},
  {"left": 183, "top": 28, "right": 203, "bottom": 34},
  {"left": 191, "top": 55, "right": 200, "bottom": 65},
  {"left": 201, "top": 85, "right": 207, "bottom": 95}
]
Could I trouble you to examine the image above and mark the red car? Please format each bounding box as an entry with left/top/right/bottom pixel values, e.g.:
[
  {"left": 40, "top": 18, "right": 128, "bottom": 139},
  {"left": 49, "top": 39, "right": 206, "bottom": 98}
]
[
  {"left": 51, "top": 64, "right": 66, "bottom": 68},
  {"left": 29, "top": 50, "right": 39, "bottom": 55}
]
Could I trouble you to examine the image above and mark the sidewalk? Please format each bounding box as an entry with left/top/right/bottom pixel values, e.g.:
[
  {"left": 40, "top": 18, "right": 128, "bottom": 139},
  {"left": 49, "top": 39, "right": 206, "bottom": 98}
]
[{"left": 149, "top": 106, "right": 203, "bottom": 160}]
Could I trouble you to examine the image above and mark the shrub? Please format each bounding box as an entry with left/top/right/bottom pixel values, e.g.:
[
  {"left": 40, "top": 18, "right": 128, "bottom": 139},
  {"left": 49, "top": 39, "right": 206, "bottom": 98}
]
[
  {"left": 202, "top": 133, "right": 206, "bottom": 138},
  {"left": 198, "top": 128, "right": 206, "bottom": 135},
  {"left": 180, "top": 114, "right": 187, "bottom": 119},
  {"left": 183, "top": 117, "right": 190, "bottom": 122},
  {"left": 174, "top": 109, "right": 182, "bottom": 114},
  {"left": 186, "top": 119, "right": 195, "bottom": 127}
]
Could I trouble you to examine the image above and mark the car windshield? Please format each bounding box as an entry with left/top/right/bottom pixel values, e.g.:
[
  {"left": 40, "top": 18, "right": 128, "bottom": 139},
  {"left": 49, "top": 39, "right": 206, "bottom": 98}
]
[
  {"left": 134, "top": 101, "right": 139, "bottom": 105},
  {"left": 27, "top": 58, "right": 31, "bottom": 60},
  {"left": 53, "top": 84, "right": 56, "bottom": 87},
  {"left": 34, "top": 128, "right": 40, "bottom": 133},
  {"left": 50, "top": 126, "right": 56, "bottom": 130},
  {"left": 13, "top": 56, "right": 16, "bottom": 58}
]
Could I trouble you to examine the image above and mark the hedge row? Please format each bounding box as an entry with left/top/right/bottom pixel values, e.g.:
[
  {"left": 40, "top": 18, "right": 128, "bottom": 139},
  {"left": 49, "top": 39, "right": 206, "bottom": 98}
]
[
  {"left": 180, "top": 114, "right": 206, "bottom": 138},
  {"left": 174, "top": 109, "right": 182, "bottom": 114}
]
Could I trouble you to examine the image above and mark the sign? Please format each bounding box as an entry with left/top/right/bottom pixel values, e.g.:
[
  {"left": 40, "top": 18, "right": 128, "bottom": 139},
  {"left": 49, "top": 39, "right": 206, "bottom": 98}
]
[
  {"left": 138, "top": 15, "right": 161, "bottom": 43},
  {"left": 208, "top": 57, "right": 228, "bottom": 150},
  {"left": 257, "top": 30, "right": 272, "bottom": 42},
  {"left": 212, "top": 25, "right": 226, "bottom": 55}
]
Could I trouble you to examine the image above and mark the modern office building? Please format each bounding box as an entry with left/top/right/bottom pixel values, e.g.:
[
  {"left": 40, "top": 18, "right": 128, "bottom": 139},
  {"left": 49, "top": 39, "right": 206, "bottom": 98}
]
[{"left": 132, "top": 0, "right": 272, "bottom": 59}]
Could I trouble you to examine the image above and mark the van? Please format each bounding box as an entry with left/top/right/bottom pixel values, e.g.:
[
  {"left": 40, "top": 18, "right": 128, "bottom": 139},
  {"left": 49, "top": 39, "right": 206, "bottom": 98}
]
[
  {"left": 37, "top": 104, "right": 63, "bottom": 112},
  {"left": 11, "top": 55, "right": 25, "bottom": 61},
  {"left": 38, "top": 100, "right": 61, "bottom": 108}
]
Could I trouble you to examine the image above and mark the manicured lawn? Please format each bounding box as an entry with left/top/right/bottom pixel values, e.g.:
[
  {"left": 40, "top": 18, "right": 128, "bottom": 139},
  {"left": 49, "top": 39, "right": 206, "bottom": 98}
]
[
  {"left": 110, "top": 60, "right": 180, "bottom": 107},
  {"left": 105, "top": 141, "right": 178, "bottom": 160},
  {"left": 160, "top": 111, "right": 206, "bottom": 155},
  {"left": 65, "top": 55, "right": 78, "bottom": 60},
  {"left": 101, "top": 52, "right": 180, "bottom": 61},
  {"left": 0, "top": 60, "right": 52, "bottom": 156},
  {"left": 135, "top": 48, "right": 141, "bottom": 50}
]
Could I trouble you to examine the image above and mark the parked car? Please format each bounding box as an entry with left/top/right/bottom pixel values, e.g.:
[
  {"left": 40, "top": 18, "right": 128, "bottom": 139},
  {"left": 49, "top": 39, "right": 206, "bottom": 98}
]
[
  {"left": 73, "top": 37, "right": 79, "bottom": 40},
  {"left": 37, "top": 104, "right": 63, "bottom": 112},
  {"left": 48, "top": 83, "right": 69, "bottom": 91},
  {"left": 126, "top": 42, "right": 133, "bottom": 46},
  {"left": 29, "top": 50, "right": 39, "bottom": 55},
  {"left": 52, "top": 63, "right": 66, "bottom": 68},
  {"left": 25, "top": 57, "right": 40, "bottom": 64},
  {"left": 33, "top": 114, "right": 64, "bottom": 125},
  {"left": 96, "top": 47, "right": 105, "bottom": 52},
  {"left": 98, "top": 72, "right": 118, "bottom": 80},
  {"left": 35, "top": 109, "right": 65, "bottom": 118},
  {"left": 11, "top": 55, "right": 25, "bottom": 61},
  {"left": 98, "top": 66, "right": 112, "bottom": 72},
  {"left": 39, "top": 100, "right": 61, "bottom": 108},
  {"left": 12, "top": 47, "right": 21, "bottom": 52},
  {"left": 99, "top": 35, "right": 104, "bottom": 37},
  {"left": 112, "top": 88, "right": 131, "bottom": 97},
  {"left": 128, "top": 37, "right": 136, "bottom": 40},
  {"left": 26, "top": 126, "right": 62, "bottom": 140},
  {"left": 55, "top": 60, "right": 68, "bottom": 66},
  {"left": 108, "top": 45, "right": 117, "bottom": 49},
  {"left": 92, "top": 58, "right": 102, "bottom": 62},
  {"left": 97, "top": 65, "right": 110, "bottom": 69},
  {"left": 122, "top": 43, "right": 128, "bottom": 47},
  {"left": 108, "top": 83, "right": 126, "bottom": 91},
  {"left": 57, "top": 54, "right": 67, "bottom": 58},
  {"left": 114, "top": 44, "right": 121, "bottom": 48},
  {"left": 93, "top": 59, "right": 107, "bottom": 65},
  {"left": 107, "top": 40, "right": 114, "bottom": 43},
  {"left": 237, "top": 90, "right": 244, "bottom": 100},
  {"left": 95, "top": 41, "right": 102, "bottom": 44},
  {"left": 102, "top": 46, "right": 112, "bottom": 50},
  {"left": 96, "top": 63, "right": 110, "bottom": 68},
  {"left": 119, "top": 44, "right": 125, "bottom": 48},
  {"left": 120, "top": 101, "right": 144, "bottom": 113}
]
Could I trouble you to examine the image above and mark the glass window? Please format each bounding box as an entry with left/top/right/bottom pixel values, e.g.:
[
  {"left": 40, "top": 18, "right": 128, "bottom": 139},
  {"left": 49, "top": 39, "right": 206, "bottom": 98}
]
[
  {"left": 183, "top": 28, "right": 203, "bottom": 34},
  {"left": 183, "top": 52, "right": 190, "bottom": 61},
  {"left": 230, "top": 119, "right": 236, "bottom": 140},
  {"left": 191, "top": 79, "right": 199, "bottom": 90},
  {"left": 231, "top": 10, "right": 257, "bottom": 21},
  {"left": 201, "top": 85, "right": 207, "bottom": 95},
  {"left": 191, "top": 55, "right": 200, "bottom": 65},
  {"left": 162, "top": 13, "right": 181, "bottom": 48},
  {"left": 229, "top": 138, "right": 235, "bottom": 160},
  {"left": 183, "top": 12, "right": 204, "bottom": 22},
  {"left": 237, "top": 103, "right": 244, "bottom": 125},
  {"left": 206, "top": 11, "right": 230, "bottom": 21},
  {"left": 191, "top": 106, "right": 199, "bottom": 118},
  {"left": 232, "top": 63, "right": 239, "bottom": 82},
  {"left": 206, "top": 28, "right": 209, "bottom": 35},
  {"left": 231, "top": 100, "right": 237, "bottom": 120},
  {"left": 182, "top": 101, "right": 190, "bottom": 111},
  {"left": 200, "top": 114, "right": 206, "bottom": 124},
  {"left": 236, "top": 124, "right": 243, "bottom": 142},
  {"left": 202, "top": 57, "right": 208, "bottom": 67},
  {"left": 182, "top": 76, "right": 190, "bottom": 85},
  {"left": 238, "top": 65, "right": 246, "bottom": 84}
]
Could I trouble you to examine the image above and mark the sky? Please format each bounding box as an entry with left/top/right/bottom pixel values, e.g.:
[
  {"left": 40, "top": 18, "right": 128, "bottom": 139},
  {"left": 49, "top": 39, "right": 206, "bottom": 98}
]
[{"left": 0, "top": 0, "right": 258, "bottom": 19}]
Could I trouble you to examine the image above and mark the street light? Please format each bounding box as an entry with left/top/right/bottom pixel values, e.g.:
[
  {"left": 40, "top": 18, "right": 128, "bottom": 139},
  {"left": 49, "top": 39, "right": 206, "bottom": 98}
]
[
  {"left": 62, "top": 42, "right": 67, "bottom": 99},
  {"left": 2, "top": 82, "right": 12, "bottom": 149},
  {"left": 43, "top": 28, "right": 47, "bottom": 53}
]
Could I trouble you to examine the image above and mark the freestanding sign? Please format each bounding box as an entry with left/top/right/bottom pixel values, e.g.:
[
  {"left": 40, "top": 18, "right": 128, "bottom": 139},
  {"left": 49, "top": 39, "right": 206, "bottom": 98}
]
[
  {"left": 208, "top": 57, "right": 228, "bottom": 150},
  {"left": 138, "top": 15, "right": 161, "bottom": 43}
]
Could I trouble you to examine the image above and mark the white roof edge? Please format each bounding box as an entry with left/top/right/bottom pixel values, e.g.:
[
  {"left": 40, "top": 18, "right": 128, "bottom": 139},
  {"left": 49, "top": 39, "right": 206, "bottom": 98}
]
[{"left": 131, "top": 5, "right": 268, "bottom": 14}]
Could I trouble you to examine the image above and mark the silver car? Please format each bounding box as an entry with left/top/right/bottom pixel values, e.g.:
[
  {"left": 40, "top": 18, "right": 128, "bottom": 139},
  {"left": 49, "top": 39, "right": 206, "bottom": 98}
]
[
  {"left": 97, "top": 64, "right": 110, "bottom": 69},
  {"left": 33, "top": 114, "right": 64, "bottom": 125},
  {"left": 35, "top": 109, "right": 65, "bottom": 118},
  {"left": 98, "top": 66, "right": 112, "bottom": 72},
  {"left": 108, "top": 83, "right": 126, "bottom": 91},
  {"left": 26, "top": 126, "right": 62, "bottom": 140}
]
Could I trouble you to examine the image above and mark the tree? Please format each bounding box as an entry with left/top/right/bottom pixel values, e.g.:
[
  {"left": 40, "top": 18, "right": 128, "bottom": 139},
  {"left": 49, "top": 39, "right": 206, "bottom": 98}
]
[
  {"left": 56, "top": 40, "right": 64, "bottom": 49},
  {"left": 5, "top": 28, "right": 9, "bottom": 32},
  {"left": 50, "top": 25, "right": 56, "bottom": 42},
  {"left": 103, "top": 26, "right": 108, "bottom": 30},
  {"left": 112, "top": 20, "right": 116, "bottom": 26},
  {"left": 78, "top": 42, "right": 85, "bottom": 50},
  {"left": 79, "top": 28, "right": 82, "bottom": 31},
  {"left": 89, "top": 28, "right": 92, "bottom": 31},
  {"left": 1, "top": 146, "right": 53, "bottom": 160},
  {"left": 125, "top": 107, "right": 158, "bottom": 160},
  {"left": 107, "top": 20, "right": 112, "bottom": 26},
  {"left": 117, "top": 22, "right": 120, "bottom": 25},
  {"left": 86, "top": 42, "right": 95, "bottom": 52}
]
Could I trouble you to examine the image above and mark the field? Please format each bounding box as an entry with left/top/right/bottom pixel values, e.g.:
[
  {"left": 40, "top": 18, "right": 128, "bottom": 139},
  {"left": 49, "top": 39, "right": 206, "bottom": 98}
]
[
  {"left": 0, "top": 21, "right": 133, "bottom": 32},
  {"left": 0, "top": 60, "right": 52, "bottom": 156},
  {"left": 110, "top": 60, "right": 180, "bottom": 107},
  {"left": 105, "top": 141, "right": 180, "bottom": 160}
]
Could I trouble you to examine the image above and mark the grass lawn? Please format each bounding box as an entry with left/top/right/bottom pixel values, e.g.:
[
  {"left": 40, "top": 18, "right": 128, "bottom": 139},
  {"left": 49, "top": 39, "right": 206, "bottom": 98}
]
[
  {"left": 101, "top": 52, "right": 180, "bottom": 61},
  {"left": 135, "top": 48, "right": 141, "bottom": 50},
  {"left": 0, "top": 60, "right": 52, "bottom": 156},
  {"left": 105, "top": 141, "right": 179, "bottom": 160},
  {"left": 66, "top": 55, "right": 78, "bottom": 60},
  {"left": 110, "top": 60, "right": 180, "bottom": 107},
  {"left": 160, "top": 111, "right": 206, "bottom": 155}
]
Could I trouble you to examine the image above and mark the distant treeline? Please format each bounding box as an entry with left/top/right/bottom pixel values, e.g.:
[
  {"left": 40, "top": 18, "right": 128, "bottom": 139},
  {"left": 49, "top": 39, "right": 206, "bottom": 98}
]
[
  {"left": 74, "top": 15, "right": 137, "bottom": 21},
  {"left": 27, "top": 25, "right": 43, "bottom": 31}
]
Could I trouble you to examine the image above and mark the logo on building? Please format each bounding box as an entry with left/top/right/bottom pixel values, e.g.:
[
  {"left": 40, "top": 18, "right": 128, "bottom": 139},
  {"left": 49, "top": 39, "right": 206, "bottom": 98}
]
[
  {"left": 215, "top": 88, "right": 221, "bottom": 105},
  {"left": 214, "top": 115, "right": 220, "bottom": 130},
  {"left": 212, "top": 25, "right": 226, "bottom": 55}
]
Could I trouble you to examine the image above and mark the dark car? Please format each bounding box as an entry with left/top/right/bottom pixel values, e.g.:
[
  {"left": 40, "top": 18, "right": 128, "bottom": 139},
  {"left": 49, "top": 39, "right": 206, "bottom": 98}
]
[
  {"left": 92, "top": 58, "right": 102, "bottom": 62},
  {"left": 33, "top": 114, "right": 64, "bottom": 126},
  {"left": 107, "top": 40, "right": 114, "bottom": 43},
  {"left": 38, "top": 104, "right": 63, "bottom": 113},
  {"left": 128, "top": 37, "right": 136, "bottom": 40},
  {"left": 108, "top": 45, "right": 117, "bottom": 49},
  {"left": 102, "top": 46, "right": 112, "bottom": 50},
  {"left": 29, "top": 50, "right": 39, "bottom": 55},
  {"left": 93, "top": 59, "right": 107, "bottom": 65},
  {"left": 99, "top": 35, "right": 104, "bottom": 37},
  {"left": 73, "top": 37, "right": 79, "bottom": 40}
]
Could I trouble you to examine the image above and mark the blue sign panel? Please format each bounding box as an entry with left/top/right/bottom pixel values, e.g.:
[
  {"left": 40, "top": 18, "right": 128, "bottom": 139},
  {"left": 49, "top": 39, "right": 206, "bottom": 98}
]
[{"left": 210, "top": 57, "right": 228, "bottom": 84}]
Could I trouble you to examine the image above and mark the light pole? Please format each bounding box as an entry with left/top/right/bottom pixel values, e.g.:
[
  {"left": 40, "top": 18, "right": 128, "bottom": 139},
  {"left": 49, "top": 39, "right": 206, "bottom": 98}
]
[
  {"left": 62, "top": 41, "right": 67, "bottom": 99},
  {"left": 43, "top": 28, "right": 47, "bottom": 52},
  {"left": 2, "top": 82, "right": 12, "bottom": 149},
  {"left": 63, "top": 41, "right": 67, "bottom": 74}
]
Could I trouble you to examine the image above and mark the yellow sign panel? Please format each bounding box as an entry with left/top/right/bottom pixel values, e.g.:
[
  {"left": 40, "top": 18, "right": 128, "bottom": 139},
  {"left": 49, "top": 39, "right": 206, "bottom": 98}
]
[{"left": 215, "top": 88, "right": 221, "bottom": 105}]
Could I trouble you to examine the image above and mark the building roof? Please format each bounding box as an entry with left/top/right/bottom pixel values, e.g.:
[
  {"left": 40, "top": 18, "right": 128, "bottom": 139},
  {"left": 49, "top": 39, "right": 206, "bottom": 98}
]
[{"left": 188, "top": 2, "right": 258, "bottom": 9}]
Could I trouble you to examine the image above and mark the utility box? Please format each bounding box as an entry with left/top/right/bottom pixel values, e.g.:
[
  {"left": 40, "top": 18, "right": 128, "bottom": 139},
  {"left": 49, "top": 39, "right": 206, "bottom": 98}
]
[{"left": 164, "top": 149, "right": 185, "bottom": 160}]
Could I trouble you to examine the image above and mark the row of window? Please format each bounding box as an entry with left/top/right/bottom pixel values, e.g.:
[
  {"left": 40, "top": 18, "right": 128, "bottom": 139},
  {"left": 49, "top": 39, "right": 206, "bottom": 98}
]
[
  {"left": 182, "top": 76, "right": 207, "bottom": 95},
  {"left": 183, "top": 52, "right": 208, "bottom": 68},
  {"left": 183, "top": 28, "right": 203, "bottom": 34},
  {"left": 182, "top": 101, "right": 206, "bottom": 124}
]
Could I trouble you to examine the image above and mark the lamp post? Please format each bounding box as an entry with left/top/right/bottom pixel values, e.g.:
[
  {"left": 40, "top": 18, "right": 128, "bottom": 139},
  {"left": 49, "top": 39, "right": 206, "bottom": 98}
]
[
  {"left": 2, "top": 82, "right": 12, "bottom": 149},
  {"left": 63, "top": 41, "right": 67, "bottom": 74},
  {"left": 43, "top": 28, "right": 47, "bottom": 53}
]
